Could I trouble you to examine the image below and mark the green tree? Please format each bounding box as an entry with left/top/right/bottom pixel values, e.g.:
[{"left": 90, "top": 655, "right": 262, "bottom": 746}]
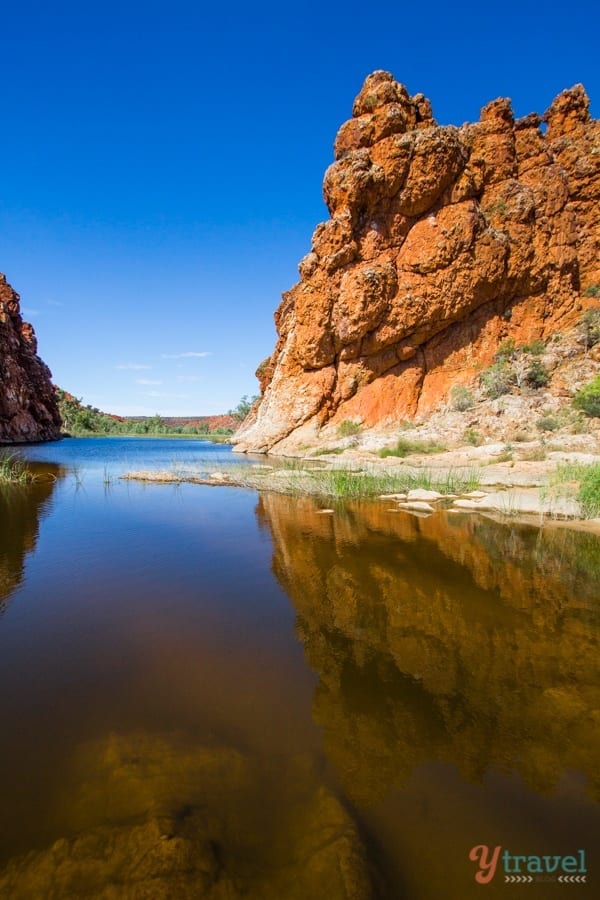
[
  {"left": 525, "top": 360, "right": 550, "bottom": 389},
  {"left": 480, "top": 362, "right": 514, "bottom": 398},
  {"left": 573, "top": 376, "right": 600, "bottom": 418},
  {"left": 229, "top": 395, "right": 258, "bottom": 423}
]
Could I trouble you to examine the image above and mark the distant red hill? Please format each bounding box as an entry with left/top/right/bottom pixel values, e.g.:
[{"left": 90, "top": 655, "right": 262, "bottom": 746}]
[{"left": 155, "top": 415, "right": 237, "bottom": 431}]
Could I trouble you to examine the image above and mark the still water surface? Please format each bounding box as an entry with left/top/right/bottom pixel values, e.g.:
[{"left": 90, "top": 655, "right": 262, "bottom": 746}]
[{"left": 0, "top": 438, "right": 598, "bottom": 897}]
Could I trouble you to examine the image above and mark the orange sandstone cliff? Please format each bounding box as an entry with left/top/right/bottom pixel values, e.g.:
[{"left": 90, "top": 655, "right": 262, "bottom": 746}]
[
  {"left": 0, "top": 273, "right": 61, "bottom": 443},
  {"left": 234, "top": 71, "right": 600, "bottom": 453}
]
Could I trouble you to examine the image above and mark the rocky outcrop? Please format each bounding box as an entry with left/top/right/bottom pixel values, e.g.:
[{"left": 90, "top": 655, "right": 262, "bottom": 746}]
[
  {"left": 234, "top": 72, "right": 600, "bottom": 453},
  {"left": 0, "top": 273, "right": 61, "bottom": 443}
]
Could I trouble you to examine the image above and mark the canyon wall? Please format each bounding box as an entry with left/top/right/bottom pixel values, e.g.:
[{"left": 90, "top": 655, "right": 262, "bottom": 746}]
[
  {"left": 0, "top": 273, "right": 61, "bottom": 443},
  {"left": 234, "top": 71, "right": 600, "bottom": 453}
]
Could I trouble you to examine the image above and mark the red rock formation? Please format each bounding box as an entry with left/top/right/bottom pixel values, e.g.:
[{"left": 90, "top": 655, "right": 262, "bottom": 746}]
[
  {"left": 234, "top": 72, "right": 600, "bottom": 453},
  {"left": 0, "top": 273, "right": 61, "bottom": 443}
]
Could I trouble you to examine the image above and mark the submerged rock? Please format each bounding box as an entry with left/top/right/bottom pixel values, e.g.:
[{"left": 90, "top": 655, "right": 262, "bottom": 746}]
[{"left": 0, "top": 732, "right": 378, "bottom": 899}]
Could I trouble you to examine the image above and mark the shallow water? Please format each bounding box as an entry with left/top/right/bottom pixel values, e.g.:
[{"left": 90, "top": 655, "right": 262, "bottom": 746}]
[{"left": 0, "top": 438, "right": 598, "bottom": 897}]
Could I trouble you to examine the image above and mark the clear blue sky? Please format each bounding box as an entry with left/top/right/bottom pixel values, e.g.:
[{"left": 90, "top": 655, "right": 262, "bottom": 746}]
[{"left": 1, "top": 0, "right": 598, "bottom": 416}]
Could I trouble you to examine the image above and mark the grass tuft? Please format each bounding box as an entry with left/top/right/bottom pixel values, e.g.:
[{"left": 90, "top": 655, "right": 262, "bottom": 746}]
[
  {"left": 378, "top": 437, "right": 447, "bottom": 458},
  {"left": 577, "top": 463, "right": 600, "bottom": 519},
  {"left": 0, "top": 452, "right": 35, "bottom": 484},
  {"left": 337, "top": 420, "right": 362, "bottom": 437}
]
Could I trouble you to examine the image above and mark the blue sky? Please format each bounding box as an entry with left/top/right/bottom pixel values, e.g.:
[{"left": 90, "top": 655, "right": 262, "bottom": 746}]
[{"left": 1, "top": 0, "right": 598, "bottom": 416}]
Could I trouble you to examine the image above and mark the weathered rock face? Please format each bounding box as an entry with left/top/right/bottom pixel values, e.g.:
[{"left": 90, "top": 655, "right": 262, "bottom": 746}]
[
  {"left": 234, "top": 72, "right": 600, "bottom": 452},
  {"left": 0, "top": 273, "right": 61, "bottom": 443}
]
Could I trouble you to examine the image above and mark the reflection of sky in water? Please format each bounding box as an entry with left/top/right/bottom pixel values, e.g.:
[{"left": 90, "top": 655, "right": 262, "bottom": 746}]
[
  {"left": 0, "top": 440, "right": 598, "bottom": 899},
  {"left": 16, "top": 435, "right": 261, "bottom": 479}
]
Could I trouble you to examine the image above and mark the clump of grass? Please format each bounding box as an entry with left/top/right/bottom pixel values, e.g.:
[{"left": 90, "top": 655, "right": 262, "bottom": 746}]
[
  {"left": 463, "top": 427, "right": 483, "bottom": 446},
  {"left": 378, "top": 437, "right": 447, "bottom": 458},
  {"left": 553, "top": 404, "right": 589, "bottom": 434},
  {"left": 439, "top": 468, "right": 482, "bottom": 494},
  {"left": 303, "top": 466, "right": 480, "bottom": 498},
  {"left": 536, "top": 414, "right": 560, "bottom": 432},
  {"left": 578, "top": 463, "right": 600, "bottom": 518},
  {"left": 551, "top": 461, "right": 588, "bottom": 484},
  {"left": 480, "top": 361, "right": 514, "bottom": 398},
  {"left": 494, "top": 339, "right": 518, "bottom": 362},
  {"left": 0, "top": 452, "right": 34, "bottom": 484},
  {"left": 509, "top": 429, "right": 533, "bottom": 443},
  {"left": 521, "top": 338, "right": 546, "bottom": 355},
  {"left": 578, "top": 306, "right": 600, "bottom": 352},
  {"left": 520, "top": 446, "right": 547, "bottom": 461},
  {"left": 542, "top": 461, "right": 597, "bottom": 519},
  {"left": 312, "top": 446, "right": 345, "bottom": 456},
  {"left": 450, "top": 385, "right": 475, "bottom": 411},
  {"left": 337, "top": 419, "right": 362, "bottom": 437},
  {"left": 495, "top": 444, "right": 514, "bottom": 462}
]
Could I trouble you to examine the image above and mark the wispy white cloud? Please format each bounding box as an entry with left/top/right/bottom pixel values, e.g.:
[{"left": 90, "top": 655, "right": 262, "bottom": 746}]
[
  {"left": 136, "top": 378, "right": 163, "bottom": 385},
  {"left": 161, "top": 351, "right": 212, "bottom": 359},
  {"left": 116, "top": 363, "right": 151, "bottom": 370},
  {"left": 176, "top": 375, "right": 201, "bottom": 382},
  {"left": 22, "top": 307, "right": 40, "bottom": 317},
  {"left": 47, "top": 299, "right": 63, "bottom": 307},
  {"left": 142, "top": 390, "right": 190, "bottom": 398}
]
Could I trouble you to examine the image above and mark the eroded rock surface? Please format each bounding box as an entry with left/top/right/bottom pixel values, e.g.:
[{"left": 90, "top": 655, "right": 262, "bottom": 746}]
[
  {"left": 234, "top": 72, "right": 600, "bottom": 453},
  {"left": 0, "top": 273, "right": 61, "bottom": 443}
]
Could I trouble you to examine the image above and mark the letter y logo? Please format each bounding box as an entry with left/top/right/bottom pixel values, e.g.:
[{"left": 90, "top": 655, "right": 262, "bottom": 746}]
[{"left": 469, "top": 845, "right": 501, "bottom": 884}]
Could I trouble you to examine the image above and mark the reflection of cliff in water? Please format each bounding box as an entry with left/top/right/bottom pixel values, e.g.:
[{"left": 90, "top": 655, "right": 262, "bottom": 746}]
[
  {"left": 257, "top": 495, "right": 600, "bottom": 806},
  {"left": 0, "top": 465, "right": 62, "bottom": 614}
]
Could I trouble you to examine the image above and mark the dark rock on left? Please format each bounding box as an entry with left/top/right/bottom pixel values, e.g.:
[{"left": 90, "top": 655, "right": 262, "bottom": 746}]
[{"left": 0, "top": 273, "right": 61, "bottom": 443}]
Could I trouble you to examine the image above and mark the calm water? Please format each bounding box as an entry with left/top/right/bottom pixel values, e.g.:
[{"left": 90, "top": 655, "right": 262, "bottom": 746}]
[{"left": 0, "top": 438, "right": 598, "bottom": 898}]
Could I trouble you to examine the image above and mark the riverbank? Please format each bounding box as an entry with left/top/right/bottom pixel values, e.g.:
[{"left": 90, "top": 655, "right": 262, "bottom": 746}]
[{"left": 121, "top": 441, "right": 600, "bottom": 533}]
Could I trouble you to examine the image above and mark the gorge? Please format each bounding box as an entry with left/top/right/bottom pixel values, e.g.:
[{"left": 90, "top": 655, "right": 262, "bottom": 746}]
[{"left": 234, "top": 71, "right": 600, "bottom": 453}]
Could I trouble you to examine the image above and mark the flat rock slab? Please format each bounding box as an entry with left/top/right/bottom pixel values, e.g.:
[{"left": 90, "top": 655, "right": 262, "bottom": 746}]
[
  {"left": 406, "top": 489, "right": 443, "bottom": 502},
  {"left": 454, "top": 490, "right": 580, "bottom": 517}
]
